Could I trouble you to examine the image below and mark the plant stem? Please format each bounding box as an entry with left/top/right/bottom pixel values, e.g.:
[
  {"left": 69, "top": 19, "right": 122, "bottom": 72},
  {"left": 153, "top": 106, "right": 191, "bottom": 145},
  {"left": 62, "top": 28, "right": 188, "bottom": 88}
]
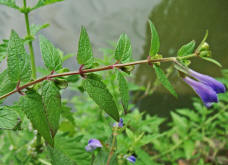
[
  {"left": 107, "top": 127, "right": 118, "bottom": 165},
  {"left": 23, "top": 0, "right": 41, "bottom": 154},
  {"left": 177, "top": 53, "right": 197, "bottom": 60},
  {"left": 23, "top": 0, "right": 36, "bottom": 80},
  {"left": 91, "top": 153, "right": 95, "bottom": 165},
  {"left": 0, "top": 55, "right": 198, "bottom": 100}
]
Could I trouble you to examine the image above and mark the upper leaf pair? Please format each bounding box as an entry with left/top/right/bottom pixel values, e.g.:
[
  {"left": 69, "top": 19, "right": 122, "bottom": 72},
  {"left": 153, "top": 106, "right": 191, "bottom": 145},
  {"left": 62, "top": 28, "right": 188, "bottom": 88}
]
[{"left": 77, "top": 27, "right": 132, "bottom": 121}]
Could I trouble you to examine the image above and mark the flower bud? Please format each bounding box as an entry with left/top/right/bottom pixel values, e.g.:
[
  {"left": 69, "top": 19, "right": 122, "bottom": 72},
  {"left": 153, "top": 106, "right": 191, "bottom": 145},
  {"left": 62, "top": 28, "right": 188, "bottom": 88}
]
[
  {"left": 200, "top": 42, "right": 209, "bottom": 51},
  {"left": 199, "top": 50, "right": 209, "bottom": 57}
]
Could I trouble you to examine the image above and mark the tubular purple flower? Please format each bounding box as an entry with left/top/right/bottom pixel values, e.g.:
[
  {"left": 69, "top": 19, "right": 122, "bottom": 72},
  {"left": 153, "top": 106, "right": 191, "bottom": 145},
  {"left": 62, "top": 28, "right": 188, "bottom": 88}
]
[
  {"left": 125, "top": 155, "right": 136, "bottom": 164},
  {"left": 85, "top": 139, "right": 102, "bottom": 151},
  {"left": 183, "top": 77, "right": 218, "bottom": 107},
  {"left": 188, "top": 69, "right": 226, "bottom": 94}
]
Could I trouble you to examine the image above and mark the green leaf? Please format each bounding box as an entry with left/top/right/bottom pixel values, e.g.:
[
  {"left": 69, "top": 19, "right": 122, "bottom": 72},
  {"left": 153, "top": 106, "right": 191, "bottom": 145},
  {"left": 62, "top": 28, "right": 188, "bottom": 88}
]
[
  {"left": 31, "top": 24, "right": 49, "bottom": 36},
  {"left": 177, "top": 40, "right": 195, "bottom": 57},
  {"left": 0, "top": 0, "right": 19, "bottom": 9},
  {"left": 201, "top": 57, "right": 222, "bottom": 67},
  {"left": 0, "top": 69, "right": 17, "bottom": 97},
  {"left": 0, "top": 106, "right": 19, "bottom": 130},
  {"left": 115, "top": 33, "right": 132, "bottom": 62},
  {"left": 7, "top": 30, "right": 32, "bottom": 83},
  {"left": 153, "top": 65, "right": 177, "bottom": 97},
  {"left": 0, "top": 39, "right": 8, "bottom": 63},
  {"left": 148, "top": 20, "right": 160, "bottom": 56},
  {"left": 77, "top": 26, "right": 94, "bottom": 67},
  {"left": 82, "top": 74, "right": 119, "bottom": 121},
  {"left": 171, "top": 112, "right": 188, "bottom": 131},
  {"left": 42, "top": 80, "right": 62, "bottom": 137},
  {"left": 39, "top": 35, "right": 62, "bottom": 71},
  {"left": 183, "top": 140, "right": 195, "bottom": 159},
  {"left": 49, "top": 135, "right": 90, "bottom": 165},
  {"left": 176, "top": 109, "right": 200, "bottom": 122},
  {"left": 126, "top": 128, "right": 134, "bottom": 140},
  {"left": 21, "top": 90, "right": 53, "bottom": 146},
  {"left": 32, "top": 0, "right": 63, "bottom": 11},
  {"left": 117, "top": 71, "right": 129, "bottom": 111}
]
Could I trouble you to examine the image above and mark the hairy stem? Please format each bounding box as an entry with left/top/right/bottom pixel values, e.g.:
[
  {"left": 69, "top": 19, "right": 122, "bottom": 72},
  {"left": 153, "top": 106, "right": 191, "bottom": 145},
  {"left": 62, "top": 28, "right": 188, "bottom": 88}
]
[
  {"left": 23, "top": 0, "right": 41, "bottom": 154},
  {"left": 23, "top": 0, "right": 36, "bottom": 80},
  {"left": 0, "top": 54, "right": 197, "bottom": 100}
]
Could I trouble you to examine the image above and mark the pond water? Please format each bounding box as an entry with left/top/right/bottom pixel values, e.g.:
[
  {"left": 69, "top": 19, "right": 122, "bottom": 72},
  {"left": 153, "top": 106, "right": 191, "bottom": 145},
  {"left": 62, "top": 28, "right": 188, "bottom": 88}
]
[{"left": 0, "top": 0, "right": 228, "bottom": 117}]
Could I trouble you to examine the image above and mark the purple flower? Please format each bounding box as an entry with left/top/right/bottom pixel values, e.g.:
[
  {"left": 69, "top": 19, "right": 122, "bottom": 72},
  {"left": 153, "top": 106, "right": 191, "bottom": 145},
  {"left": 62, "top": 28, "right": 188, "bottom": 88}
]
[
  {"left": 188, "top": 69, "right": 226, "bottom": 94},
  {"left": 183, "top": 77, "right": 218, "bottom": 107},
  {"left": 125, "top": 155, "right": 136, "bottom": 164},
  {"left": 85, "top": 139, "right": 102, "bottom": 151},
  {"left": 113, "top": 118, "right": 124, "bottom": 128},
  {"left": 118, "top": 118, "right": 123, "bottom": 127}
]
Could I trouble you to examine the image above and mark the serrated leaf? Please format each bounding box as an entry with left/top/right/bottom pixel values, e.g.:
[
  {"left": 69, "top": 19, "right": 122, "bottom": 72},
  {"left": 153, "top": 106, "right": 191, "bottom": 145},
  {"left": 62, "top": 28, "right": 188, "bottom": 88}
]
[
  {"left": 21, "top": 90, "right": 53, "bottom": 146},
  {"left": 49, "top": 135, "right": 90, "bottom": 165},
  {"left": 153, "top": 65, "right": 177, "bottom": 97},
  {"left": 82, "top": 74, "right": 119, "bottom": 121},
  {"left": 117, "top": 71, "right": 129, "bottom": 111},
  {"left": 176, "top": 109, "right": 200, "bottom": 122},
  {"left": 115, "top": 33, "right": 132, "bottom": 62},
  {"left": 32, "top": 0, "right": 63, "bottom": 10},
  {"left": 0, "top": 106, "right": 19, "bottom": 130},
  {"left": 177, "top": 40, "right": 195, "bottom": 57},
  {"left": 77, "top": 26, "right": 94, "bottom": 67},
  {"left": 201, "top": 57, "right": 222, "bottom": 67},
  {"left": 126, "top": 128, "right": 134, "bottom": 139},
  {"left": 148, "top": 20, "right": 160, "bottom": 56},
  {"left": 42, "top": 80, "right": 61, "bottom": 137},
  {"left": 0, "top": 0, "right": 19, "bottom": 9},
  {"left": 31, "top": 24, "right": 49, "bottom": 36},
  {"left": 7, "top": 30, "right": 32, "bottom": 83},
  {"left": 39, "top": 35, "right": 62, "bottom": 71},
  {"left": 0, "top": 69, "right": 16, "bottom": 97},
  {"left": 171, "top": 112, "right": 188, "bottom": 131},
  {"left": 0, "top": 39, "right": 8, "bottom": 63}
]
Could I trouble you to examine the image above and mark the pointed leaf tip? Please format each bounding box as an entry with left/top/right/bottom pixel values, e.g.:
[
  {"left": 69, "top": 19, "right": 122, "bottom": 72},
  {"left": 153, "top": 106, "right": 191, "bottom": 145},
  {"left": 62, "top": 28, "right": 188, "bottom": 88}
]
[
  {"left": 148, "top": 20, "right": 160, "bottom": 57},
  {"left": 77, "top": 26, "right": 94, "bottom": 67},
  {"left": 115, "top": 33, "right": 132, "bottom": 62}
]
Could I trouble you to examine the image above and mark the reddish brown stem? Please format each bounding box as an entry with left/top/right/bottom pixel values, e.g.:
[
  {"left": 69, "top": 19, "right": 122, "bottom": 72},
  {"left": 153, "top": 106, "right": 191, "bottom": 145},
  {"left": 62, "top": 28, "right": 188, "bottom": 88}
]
[
  {"left": 16, "top": 81, "right": 24, "bottom": 95},
  {"left": 0, "top": 56, "right": 181, "bottom": 100},
  {"left": 79, "top": 64, "right": 85, "bottom": 78},
  {"left": 147, "top": 56, "right": 153, "bottom": 66}
]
